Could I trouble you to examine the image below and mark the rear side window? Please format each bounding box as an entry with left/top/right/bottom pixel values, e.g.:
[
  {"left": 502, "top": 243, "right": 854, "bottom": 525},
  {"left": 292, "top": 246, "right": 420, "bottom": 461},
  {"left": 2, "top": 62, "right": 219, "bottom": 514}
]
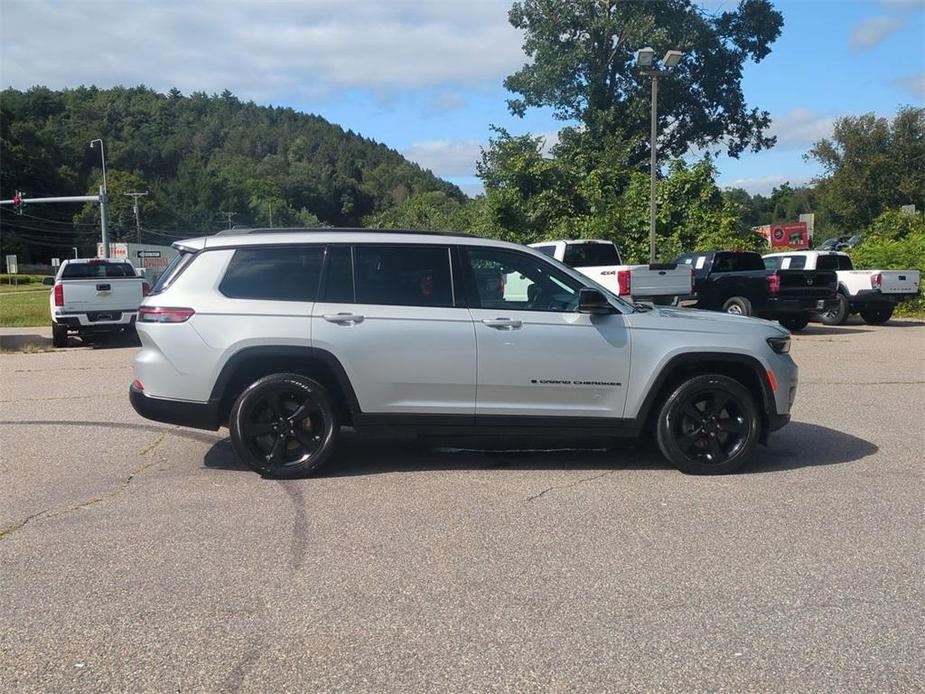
[
  {"left": 353, "top": 246, "right": 453, "bottom": 307},
  {"left": 817, "top": 254, "right": 853, "bottom": 271},
  {"left": 563, "top": 243, "right": 621, "bottom": 267},
  {"left": 61, "top": 262, "right": 136, "bottom": 278},
  {"left": 219, "top": 246, "right": 324, "bottom": 301},
  {"left": 713, "top": 253, "right": 764, "bottom": 272},
  {"left": 764, "top": 257, "right": 782, "bottom": 270}
]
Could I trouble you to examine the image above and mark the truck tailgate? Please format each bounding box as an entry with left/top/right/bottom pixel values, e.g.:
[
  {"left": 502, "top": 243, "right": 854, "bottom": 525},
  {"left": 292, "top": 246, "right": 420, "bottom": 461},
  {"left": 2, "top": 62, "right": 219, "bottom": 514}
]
[
  {"left": 60, "top": 279, "right": 144, "bottom": 313},
  {"left": 878, "top": 270, "right": 921, "bottom": 294},
  {"left": 777, "top": 270, "right": 837, "bottom": 299},
  {"left": 629, "top": 264, "right": 693, "bottom": 297}
]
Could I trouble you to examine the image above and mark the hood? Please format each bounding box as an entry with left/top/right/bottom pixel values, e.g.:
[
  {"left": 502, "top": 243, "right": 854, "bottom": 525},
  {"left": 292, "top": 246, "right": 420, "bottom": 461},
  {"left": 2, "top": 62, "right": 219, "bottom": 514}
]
[{"left": 630, "top": 305, "right": 789, "bottom": 335}]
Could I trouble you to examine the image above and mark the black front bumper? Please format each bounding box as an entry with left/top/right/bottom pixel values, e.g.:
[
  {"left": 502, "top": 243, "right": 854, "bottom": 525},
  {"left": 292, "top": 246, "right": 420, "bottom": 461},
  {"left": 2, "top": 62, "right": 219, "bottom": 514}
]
[{"left": 129, "top": 384, "right": 222, "bottom": 431}]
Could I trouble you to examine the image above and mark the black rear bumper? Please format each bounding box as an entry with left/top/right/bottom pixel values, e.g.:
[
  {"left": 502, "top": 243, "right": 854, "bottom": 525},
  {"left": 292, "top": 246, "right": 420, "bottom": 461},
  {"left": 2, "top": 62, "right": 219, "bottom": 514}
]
[
  {"left": 760, "top": 297, "right": 837, "bottom": 316},
  {"left": 129, "top": 384, "right": 221, "bottom": 431},
  {"left": 849, "top": 289, "right": 919, "bottom": 309}
]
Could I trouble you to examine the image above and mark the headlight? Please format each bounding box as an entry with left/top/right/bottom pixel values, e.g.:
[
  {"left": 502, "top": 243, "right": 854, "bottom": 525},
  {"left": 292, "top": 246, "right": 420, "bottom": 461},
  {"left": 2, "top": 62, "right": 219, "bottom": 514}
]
[{"left": 767, "top": 335, "right": 790, "bottom": 354}]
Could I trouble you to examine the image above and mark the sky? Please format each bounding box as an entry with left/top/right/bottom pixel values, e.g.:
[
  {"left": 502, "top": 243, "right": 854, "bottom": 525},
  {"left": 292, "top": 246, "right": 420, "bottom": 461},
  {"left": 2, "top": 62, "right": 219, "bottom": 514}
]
[{"left": 1, "top": 0, "right": 923, "bottom": 197}]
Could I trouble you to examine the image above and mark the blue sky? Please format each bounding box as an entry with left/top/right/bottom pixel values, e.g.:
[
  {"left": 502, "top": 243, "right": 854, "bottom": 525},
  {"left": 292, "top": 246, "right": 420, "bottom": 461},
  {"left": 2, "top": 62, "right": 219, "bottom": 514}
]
[{"left": 2, "top": 0, "right": 923, "bottom": 196}]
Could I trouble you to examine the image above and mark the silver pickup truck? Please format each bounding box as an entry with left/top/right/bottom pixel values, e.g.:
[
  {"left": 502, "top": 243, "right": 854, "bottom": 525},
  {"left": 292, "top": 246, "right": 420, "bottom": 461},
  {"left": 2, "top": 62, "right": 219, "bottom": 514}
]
[{"left": 49, "top": 258, "right": 148, "bottom": 347}]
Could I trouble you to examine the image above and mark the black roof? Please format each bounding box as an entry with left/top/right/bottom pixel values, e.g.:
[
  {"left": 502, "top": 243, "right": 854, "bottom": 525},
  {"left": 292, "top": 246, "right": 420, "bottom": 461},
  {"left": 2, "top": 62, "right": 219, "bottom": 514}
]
[{"left": 213, "top": 226, "right": 474, "bottom": 238}]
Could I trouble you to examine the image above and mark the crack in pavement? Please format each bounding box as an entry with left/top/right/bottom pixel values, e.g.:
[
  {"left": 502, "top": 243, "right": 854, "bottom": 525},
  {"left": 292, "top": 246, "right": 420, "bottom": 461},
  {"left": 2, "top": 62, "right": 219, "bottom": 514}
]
[
  {"left": 0, "top": 427, "right": 175, "bottom": 541},
  {"left": 525, "top": 469, "right": 619, "bottom": 502}
]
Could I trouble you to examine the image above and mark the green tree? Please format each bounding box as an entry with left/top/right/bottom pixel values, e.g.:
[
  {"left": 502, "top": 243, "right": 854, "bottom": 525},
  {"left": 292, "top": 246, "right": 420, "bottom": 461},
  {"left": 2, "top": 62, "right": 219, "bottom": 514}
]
[
  {"left": 504, "top": 0, "right": 784, "bottom": 168},
  {"left": 807, "top": 107, "right": 925, "bottom": 231}
]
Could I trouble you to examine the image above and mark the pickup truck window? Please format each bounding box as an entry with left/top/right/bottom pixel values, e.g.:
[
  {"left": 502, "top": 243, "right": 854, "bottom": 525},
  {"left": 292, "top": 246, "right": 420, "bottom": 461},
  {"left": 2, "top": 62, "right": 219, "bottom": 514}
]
[
  {"left": 61, "top": 262, "right": 136, "bottom": 278},
  {"left": 563, "top": 243, "right": 621, "bottom": 268},
  {"left": 533, "top": 245, "right": 556, "bottom": 258},
  {"left": 712, "top": 253, "right": 764, "bottom": 273},
  {"left": 817, "top": 254, "right": 853, "bottom": 271}
]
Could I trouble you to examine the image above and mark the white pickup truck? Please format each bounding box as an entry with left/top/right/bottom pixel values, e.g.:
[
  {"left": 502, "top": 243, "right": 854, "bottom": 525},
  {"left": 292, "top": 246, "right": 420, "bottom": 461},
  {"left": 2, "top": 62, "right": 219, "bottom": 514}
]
[
  {"left": 530, "top": 240, "right": 693, "bottom": 302},
  {"left": 763, "top": 250, "right": 920, "bottom": 325},
  {"left": 50, "top": 258, "right": 149, "bottom": 347}
]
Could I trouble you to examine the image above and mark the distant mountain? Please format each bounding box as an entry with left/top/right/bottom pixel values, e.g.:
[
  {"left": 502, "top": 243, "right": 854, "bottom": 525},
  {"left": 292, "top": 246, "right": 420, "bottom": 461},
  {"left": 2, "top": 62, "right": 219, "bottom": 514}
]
[{"left": 0, "top": 86, "right": 463, "bottom": 259}]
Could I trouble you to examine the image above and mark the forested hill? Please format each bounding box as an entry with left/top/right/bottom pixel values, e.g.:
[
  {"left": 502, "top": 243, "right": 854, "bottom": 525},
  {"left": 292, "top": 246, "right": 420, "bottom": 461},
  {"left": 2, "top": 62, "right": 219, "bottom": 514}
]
[{"left": 0, "top": 86, "right": 463, "bottom": 258}]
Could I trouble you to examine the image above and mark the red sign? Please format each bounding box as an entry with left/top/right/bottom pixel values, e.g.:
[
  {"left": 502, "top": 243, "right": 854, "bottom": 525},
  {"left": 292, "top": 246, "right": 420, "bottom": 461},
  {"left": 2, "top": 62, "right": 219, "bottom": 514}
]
[{"left": 757, "top": 223, "right": 809, "bottom": 250}]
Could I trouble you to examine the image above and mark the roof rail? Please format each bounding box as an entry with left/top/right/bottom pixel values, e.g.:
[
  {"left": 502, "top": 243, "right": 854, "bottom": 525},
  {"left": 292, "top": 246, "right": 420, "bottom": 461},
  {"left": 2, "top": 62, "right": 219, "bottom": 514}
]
[{"left": 214, "top": 227, "right": 475, "bottom": 238}]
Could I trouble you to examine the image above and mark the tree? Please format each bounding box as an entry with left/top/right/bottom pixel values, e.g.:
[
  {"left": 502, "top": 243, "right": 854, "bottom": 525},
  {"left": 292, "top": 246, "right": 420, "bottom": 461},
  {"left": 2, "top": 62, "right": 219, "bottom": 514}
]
[
  {"left": 807, "top": 107, "right": 925, "bottom": 231},
  {"left": 504, "top": 0, "right": 784, "bottom": 168}
]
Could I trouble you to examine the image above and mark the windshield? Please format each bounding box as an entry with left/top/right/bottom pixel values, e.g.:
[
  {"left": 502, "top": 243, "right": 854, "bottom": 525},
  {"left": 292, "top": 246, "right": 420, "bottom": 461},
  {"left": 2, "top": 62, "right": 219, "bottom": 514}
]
[
  {"left": 563, "top": 242, "right": 621, "bottom": 267},
  {"left": 61, "top": 262, "right": 136, "bottom": 278}
]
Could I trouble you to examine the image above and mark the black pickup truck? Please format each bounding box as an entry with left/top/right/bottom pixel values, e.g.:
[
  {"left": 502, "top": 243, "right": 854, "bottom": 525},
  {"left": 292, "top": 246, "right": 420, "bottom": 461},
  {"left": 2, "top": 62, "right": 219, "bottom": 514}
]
[{"left": 675, "top": 250, "right": 838, "bottom": 331}]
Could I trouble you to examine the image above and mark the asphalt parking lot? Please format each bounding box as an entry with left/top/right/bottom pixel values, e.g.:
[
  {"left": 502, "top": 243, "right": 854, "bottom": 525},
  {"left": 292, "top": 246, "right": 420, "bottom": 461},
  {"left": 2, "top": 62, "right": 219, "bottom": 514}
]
[{"left": 1, "top": 320, "right": 923, "bottom": 692}]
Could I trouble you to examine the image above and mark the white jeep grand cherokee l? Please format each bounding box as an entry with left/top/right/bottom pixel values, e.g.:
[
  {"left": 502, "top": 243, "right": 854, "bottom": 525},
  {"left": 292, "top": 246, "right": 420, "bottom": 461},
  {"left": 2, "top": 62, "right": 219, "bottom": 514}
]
[{"left": 130, "top": 228, "right": 798, "bottom": 477}]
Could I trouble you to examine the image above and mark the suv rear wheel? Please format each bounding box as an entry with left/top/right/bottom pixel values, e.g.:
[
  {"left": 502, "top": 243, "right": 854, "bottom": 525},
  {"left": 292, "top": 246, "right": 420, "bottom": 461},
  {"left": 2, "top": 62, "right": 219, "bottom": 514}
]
[
  {"left": 230, "top": 373, "right": 339, "bottom": 478},
  {"left": 655, "top": 374, "right": 760, "bottom": 475}
]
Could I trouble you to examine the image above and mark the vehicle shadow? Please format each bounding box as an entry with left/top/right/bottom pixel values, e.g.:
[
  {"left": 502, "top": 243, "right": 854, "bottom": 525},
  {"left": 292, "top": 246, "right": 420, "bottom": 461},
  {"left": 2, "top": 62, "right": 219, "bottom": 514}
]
[
  {"left": 201, "top": 421, "right": 877, "bottom": 477},
  {"left": 796, "top": 325, "right": 871, "bottom": 336},
  {"left": 0, "top": 333, "right": 52, "bottom": 351}
]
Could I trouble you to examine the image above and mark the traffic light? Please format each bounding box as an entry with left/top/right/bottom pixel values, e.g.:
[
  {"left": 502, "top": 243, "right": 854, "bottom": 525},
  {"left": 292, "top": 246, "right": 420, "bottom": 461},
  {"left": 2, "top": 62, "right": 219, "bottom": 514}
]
[{"left": 12, "top": 192, "right": 24, "bottom": 215}]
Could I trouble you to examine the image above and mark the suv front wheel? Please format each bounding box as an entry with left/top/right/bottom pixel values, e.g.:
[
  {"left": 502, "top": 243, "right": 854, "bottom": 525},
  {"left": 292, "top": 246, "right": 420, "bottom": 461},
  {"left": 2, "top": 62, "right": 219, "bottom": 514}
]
[
  {"left": 230, "top": 373, "right": 339, "bottom": 478},
  {"left": 655, "top": 374, "right": 760, "bottom": 475}
]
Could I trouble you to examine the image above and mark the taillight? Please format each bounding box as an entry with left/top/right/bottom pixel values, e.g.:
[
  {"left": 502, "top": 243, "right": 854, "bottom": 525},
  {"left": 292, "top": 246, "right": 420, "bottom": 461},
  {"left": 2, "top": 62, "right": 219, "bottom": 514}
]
[
  {"left": 142, "top": 281, "right": 150, "bottom": 296},
  {"left": 767, "top": 272, "right": 781, "bottom": 294},
  {"left": 131, "top": 379, "right": 144, "bottom": 391},
  {"left": 870, "top": 273, "right": 881, "bottom": 289},
  {"left": 138, "top": 307, "right": 195, "bottom": 323},
  {"left": 53, "top": 283, "right": 64, "bottom": 307},
  {"left": 617, "top": 269, "right": 631, "bottom": 295}
]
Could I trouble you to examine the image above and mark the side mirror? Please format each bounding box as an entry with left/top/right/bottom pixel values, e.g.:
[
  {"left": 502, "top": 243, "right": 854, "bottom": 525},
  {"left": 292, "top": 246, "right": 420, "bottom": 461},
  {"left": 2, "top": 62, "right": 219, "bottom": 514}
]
[
  {"left": 42, "top": 277, "right": 55, "bottom": 286},
  {"left": 577, "top": 287, "right": 612, "bottom": 314}
]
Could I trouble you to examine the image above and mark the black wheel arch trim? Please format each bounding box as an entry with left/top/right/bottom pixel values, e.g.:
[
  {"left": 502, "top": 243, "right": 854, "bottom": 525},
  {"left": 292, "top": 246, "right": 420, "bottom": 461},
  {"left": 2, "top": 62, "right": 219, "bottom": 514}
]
[{"left": 633, "top": 352, "right": 777, "bottom": 435}]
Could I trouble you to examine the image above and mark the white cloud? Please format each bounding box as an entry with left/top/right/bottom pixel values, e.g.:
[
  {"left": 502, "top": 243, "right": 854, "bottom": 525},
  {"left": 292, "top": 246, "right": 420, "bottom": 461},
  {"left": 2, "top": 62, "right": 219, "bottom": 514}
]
[
  {"left": 0, "top": 0, "right": 525, "bottom": 102},
  {"left": 768, "top": 109, "right": 836, "bottom": 149},
  {"left": 851, "top": 16, "right": 904, "bottom": 50},
  {"left": 402, "top": 139, "right": 484, "bottom": 177},
  {"left": 895, "top": 72, "right": 925, "bottom": 99},
  {"left": 425, "top": 93, "right": 467, "bottom": 114},
  {"left": 721, "top": 175, "right": 812, "bottom": 196}
]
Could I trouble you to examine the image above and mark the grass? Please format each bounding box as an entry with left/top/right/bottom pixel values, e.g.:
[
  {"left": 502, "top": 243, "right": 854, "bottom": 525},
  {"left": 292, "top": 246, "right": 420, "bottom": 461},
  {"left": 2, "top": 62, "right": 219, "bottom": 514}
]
[{"left": 0, "top": 289, "right": 50, "bottom": 327}]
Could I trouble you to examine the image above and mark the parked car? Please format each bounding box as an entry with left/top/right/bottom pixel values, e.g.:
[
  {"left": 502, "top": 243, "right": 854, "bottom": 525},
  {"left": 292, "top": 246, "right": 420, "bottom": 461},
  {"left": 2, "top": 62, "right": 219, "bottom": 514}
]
[
  {"left": 816, "top": 235, "right": 862, "bottom": 251},
  {"left": 530, "top": 240, "right": 693, "bottom": 303},
  {"left": 50, "top": 258, "right": 149, "bottom": 347},
  {"left": 763, "top": 250, "right": 921, "bottom": 325},
  {"left": 130, "top": 228, "right": 798, "bottom": 477},
  {"left": 675, "top": 250, "right": 838, "bottom": 332}
]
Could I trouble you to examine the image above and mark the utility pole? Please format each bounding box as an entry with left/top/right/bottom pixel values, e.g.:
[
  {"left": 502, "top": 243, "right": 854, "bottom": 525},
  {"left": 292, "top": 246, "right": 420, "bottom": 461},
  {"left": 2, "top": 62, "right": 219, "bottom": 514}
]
[
  {"left": 124, "top": 191, "right": 148, "bottom": 242},
  {"left": 90, "top": 139, "right": 109, "bottom": 257},
  {"left": 221, "top": 211, "right": 237, "bottom": 229},
  {"left": 268, "top": 201, "right": 273, "bottom": 228}
]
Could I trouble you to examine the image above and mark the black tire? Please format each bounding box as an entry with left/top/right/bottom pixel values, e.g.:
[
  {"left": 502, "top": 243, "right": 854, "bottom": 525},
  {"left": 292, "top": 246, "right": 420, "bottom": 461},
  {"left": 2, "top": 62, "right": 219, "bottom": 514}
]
[
  {"left": 721, "top": 296, "right": 752, "bottom": 317},
  {"left": 230, "top": 373, "right": 339, "bottom": 478},
  {"left": 818, "top": 293, "right": 848, "bottom": 326},
  {"left": 51, "top": 323, "right": 68, "bottom": 348},
  {"left": 655, "top": 374, "right": 761, "bottom": 475},
  {"left": 778, "top": 313, "right": 810, "bottom": 332},
  {"left": 860, "top": 306, "right": 894, "bottom": 325}
]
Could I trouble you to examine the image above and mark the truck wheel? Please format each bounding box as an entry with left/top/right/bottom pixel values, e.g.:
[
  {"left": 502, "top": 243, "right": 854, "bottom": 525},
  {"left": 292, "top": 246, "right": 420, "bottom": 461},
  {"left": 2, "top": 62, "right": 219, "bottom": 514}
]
[
  {"left": 721, "top": 296, "right": 752, "bottom": 316},
  {"left": 230, "top": 373, "right": 339, "bottom": 478},
  {"left": 818, "top": 294, "right": 848, "bottom": 325},
  {"left": 51, "top": 323, "right": 68, "bottom": 348},
  {"left": 655, "top": 374, "right": 760, "bottom": 475},
  {"left": 778, "top": 313, "right": 810, "bottom": 332},
  {"left": 860, "top": 307, "right": 894, "bottom": 325}
]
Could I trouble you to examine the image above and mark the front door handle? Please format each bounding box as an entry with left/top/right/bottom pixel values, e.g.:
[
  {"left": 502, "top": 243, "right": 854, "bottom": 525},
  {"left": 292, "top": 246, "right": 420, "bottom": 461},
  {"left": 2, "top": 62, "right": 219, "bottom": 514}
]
[
  {"left": 482, "top": 318, "right": 522, "bottom": 330},
  {"left": 322, "top": 313, "right": 365, "bottom": 325}
]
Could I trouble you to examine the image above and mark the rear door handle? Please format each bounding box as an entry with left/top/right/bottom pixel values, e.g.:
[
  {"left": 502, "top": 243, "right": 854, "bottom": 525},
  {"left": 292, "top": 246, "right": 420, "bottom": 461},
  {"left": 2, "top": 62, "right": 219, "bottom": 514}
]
[
  {"left": 482, "top": 318, "right": 522, "bottom": 330},
  {"left": 322, "top": 313, "right": 365, "bottom": 324}
]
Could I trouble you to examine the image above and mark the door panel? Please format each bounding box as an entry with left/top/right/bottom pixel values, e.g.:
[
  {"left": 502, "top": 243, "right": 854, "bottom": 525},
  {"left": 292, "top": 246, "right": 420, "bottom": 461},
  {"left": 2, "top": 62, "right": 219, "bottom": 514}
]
[{"left": 462, "top": 246, "right": 631, "bottom": 419}]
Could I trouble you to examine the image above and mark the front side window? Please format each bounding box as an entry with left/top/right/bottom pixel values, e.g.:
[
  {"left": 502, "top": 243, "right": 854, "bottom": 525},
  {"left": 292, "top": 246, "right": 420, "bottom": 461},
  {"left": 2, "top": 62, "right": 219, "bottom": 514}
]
[
  {"left": 464, "top": 247, "right": 583, "bottom": 312},
  {"left": 763, "top": 257, "right": 782, "bottom": 270},
  {"left": 353, "top": 246, "right": 453, "bottom": 307},
  {"left": 219, "top": 246, "right": 324, "bottom": 301}
]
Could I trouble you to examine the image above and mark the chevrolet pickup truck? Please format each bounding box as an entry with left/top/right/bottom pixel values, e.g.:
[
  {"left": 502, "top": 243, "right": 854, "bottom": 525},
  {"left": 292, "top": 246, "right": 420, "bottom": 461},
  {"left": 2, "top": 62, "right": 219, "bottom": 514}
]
[
  {"left": 763, "top": 250, "right": 920, "bottom": 325},
  {"left": 676, "top": 250, "right": 838, "bottom": 332},
  {"left": 50, "top": 258, "right": 149, "bottom": 347},
  {"left": 530, "top": 240, "right": 693, "bottom": 302}
]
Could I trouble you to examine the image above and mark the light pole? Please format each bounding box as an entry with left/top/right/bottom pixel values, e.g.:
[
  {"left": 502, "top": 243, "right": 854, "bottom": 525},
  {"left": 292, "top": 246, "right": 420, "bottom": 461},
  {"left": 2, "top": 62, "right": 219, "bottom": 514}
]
[
  {"left": 636, "top": 48, "right": 683, "bottom": 263},
  {"left": 90, "top": 139, "right": 110, "bottom": 257}
]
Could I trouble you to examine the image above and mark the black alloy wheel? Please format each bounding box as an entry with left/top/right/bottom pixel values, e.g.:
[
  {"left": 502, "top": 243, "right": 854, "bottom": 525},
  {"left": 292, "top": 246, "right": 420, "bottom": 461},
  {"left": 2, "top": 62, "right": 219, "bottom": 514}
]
[
  {"left": 230, "top": 374, "right": 338, "bottom": 478},
  {"left": 656, "top": 374, "right": 759, "bottom": 475}
]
